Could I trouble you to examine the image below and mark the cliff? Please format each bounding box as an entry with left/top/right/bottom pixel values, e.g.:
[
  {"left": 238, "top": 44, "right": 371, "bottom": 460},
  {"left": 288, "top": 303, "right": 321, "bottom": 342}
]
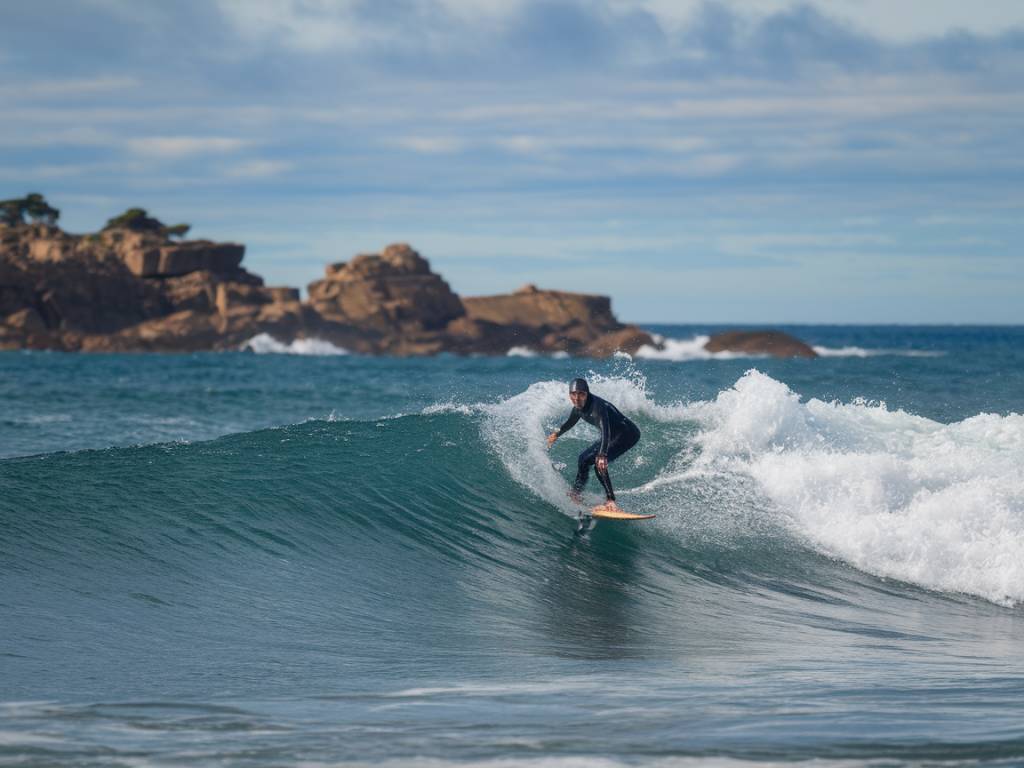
[{"left": 0, "top": 219, "right": 653, "bottom": 357}]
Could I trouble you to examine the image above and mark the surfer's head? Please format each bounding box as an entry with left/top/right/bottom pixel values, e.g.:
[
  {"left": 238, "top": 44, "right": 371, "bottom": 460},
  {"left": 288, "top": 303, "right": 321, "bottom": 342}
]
[{"left": 569, "top": 378, "right": 589, "bottom": 407}]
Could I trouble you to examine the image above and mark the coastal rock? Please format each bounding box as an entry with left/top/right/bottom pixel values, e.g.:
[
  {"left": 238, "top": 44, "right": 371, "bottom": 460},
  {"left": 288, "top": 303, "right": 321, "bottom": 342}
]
[
  {"left": 461, "top": 285, "right": 654, "bottom": 356},
  {"left": 463, "top": 284, "right": 618, "bottom": 331},
  {"left": 307, "top": 243, "right": 464, "bottom": 332},
  {"left": 0, "top": 219, "right": 299, "bottom": 351},
  {"left": 2, "top": 210, "right": 666, "bottom": 358},
  {"left": 584, "top": 327, "right": 656, "bottom": 357},
  {"left": 102, "top": 229, "right": 246, "bottom": 278},
  {"left": 704, "top": 330, "right": 818, "bottom": 358},
  {"left": 153, "top": 241, "right": 245, "bottom": 278}
]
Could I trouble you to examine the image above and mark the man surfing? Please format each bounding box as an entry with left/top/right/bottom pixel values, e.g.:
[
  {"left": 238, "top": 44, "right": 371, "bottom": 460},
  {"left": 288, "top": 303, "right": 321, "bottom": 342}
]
[{"left": 546, "top": 378, "right": 641, "bottom": 514}]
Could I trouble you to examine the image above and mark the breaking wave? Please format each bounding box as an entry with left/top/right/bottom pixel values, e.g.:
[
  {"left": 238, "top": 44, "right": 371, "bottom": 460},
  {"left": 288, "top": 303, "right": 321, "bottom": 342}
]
[
  {"left": 634, "top": 334, "right": 943, "bottom": 360},
  {"left": 241, "top": 333, "right": 349, "bottom": 355}
]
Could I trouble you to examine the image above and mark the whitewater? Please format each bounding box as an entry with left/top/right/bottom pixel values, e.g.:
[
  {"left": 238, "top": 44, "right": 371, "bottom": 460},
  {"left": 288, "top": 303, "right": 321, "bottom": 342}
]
[{"left": 2, "top": 324, "right": 1023, "bottom": 767}]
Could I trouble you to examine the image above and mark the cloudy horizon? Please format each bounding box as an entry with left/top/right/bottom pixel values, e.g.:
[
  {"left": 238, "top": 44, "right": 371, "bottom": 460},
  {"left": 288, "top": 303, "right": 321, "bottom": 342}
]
[{"left": 2, "top": 0, "right": 1023, "bottom": 323}]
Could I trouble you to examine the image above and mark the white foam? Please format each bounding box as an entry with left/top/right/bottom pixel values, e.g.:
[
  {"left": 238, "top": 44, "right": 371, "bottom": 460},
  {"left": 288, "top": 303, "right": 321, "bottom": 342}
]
[
  {"left": 241, "top": 333, "right": 349, "bottom": 356},
  {"left": 635, "top": 334, "right": 762, "bottom": 361},
  {"left": 813, "top": 345, "right": 945, "bottom": 358},
  {"left": 634, "top": 334, "right": 943, "bottom": 361},
  {"left": 506, "top": 346, "right": 537, "bottom": 358},
  {"left": 506, "top": 346, "right": 570, "bottom": 359},
  {"left": 688, "top": 369, "right": 1024, "bottom": 606}
]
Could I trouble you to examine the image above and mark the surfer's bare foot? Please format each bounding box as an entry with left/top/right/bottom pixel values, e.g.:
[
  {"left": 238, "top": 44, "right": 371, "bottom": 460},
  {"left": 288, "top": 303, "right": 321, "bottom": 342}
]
[{"left": 568, "top": 490, "right": 583, "bottom": 504}]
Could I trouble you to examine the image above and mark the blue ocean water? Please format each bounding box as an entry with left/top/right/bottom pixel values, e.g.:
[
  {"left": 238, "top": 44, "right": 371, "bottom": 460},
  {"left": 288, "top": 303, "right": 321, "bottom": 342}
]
[{"left": 2, "top": 325, "right": 1023, "bottom": 767}]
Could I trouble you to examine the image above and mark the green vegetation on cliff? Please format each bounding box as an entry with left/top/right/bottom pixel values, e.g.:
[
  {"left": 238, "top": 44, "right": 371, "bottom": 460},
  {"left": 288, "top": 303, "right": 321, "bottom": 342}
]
[
  {"left": 104, "top": 208, "right": 190, "bottom": 239},
  {"left": 0, "top": 193, "right": 60, "bottom": 226}
]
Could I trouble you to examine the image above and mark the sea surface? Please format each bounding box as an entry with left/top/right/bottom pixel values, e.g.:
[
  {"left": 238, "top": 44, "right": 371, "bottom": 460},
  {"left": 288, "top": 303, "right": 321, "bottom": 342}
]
[{"left": 2, "top": 324, "right": 1023, "bottom": 767}]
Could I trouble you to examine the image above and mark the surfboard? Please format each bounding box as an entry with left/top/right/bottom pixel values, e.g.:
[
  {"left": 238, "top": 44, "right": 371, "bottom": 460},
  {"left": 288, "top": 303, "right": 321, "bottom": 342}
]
[{"left": 590, "top": 505, "right": 655, "bottom": 521}]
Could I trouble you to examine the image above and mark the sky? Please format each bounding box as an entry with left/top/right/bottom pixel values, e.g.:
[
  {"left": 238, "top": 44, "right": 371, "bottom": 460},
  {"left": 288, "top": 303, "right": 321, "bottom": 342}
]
[{"left": 2, "top": 0, "right": 1023, "bottom": 323}]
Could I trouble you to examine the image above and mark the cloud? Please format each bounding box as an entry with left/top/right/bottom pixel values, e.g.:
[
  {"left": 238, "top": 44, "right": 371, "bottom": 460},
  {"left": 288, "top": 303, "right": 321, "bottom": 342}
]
[
  {"left": 3, "top": 1, "right": 1023, "bottom": 323},
  {"left": 126, "top": 136, "right": 250, "bottom": 158},
  {"left": 0, "top": 76, "right": 138, "bottom": 100},
  {"left": 391, "top": 136, "right": 468, "bottom": 154},
  {"left": 225, "top": 159, "right": 294, "bottom": 178}
]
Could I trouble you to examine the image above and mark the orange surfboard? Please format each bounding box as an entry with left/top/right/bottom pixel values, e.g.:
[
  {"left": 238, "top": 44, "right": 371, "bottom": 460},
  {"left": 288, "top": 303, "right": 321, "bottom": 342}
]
[{"left": 590, "top": 505, "right": 655, "bottom": 521}]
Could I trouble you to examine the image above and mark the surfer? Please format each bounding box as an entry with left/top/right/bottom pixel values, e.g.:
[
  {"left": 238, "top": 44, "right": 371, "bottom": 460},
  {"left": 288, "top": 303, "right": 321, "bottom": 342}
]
[{"left": 546, "top": 378, "right": 640, "bottom": 512}]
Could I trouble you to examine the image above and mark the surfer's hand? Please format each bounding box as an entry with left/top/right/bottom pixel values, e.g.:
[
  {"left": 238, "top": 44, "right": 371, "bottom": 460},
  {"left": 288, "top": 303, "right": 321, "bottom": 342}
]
[
  {"left": 596, "top": 455, "right": 608, "bottom": 472},
  {"left": 546, "top": 432, "right": 558, "bottom": 448}
]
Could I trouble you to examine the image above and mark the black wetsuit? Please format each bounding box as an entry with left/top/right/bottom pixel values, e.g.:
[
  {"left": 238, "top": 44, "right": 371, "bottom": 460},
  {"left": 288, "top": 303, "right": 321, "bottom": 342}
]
[{"left": 556, "top": 393, "right": 640, "bottom": 501}]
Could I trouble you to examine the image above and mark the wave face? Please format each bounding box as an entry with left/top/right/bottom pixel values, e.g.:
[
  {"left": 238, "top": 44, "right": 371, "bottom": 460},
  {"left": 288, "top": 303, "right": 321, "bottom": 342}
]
[{"left": 3, "top": 330, "right": 1024, "bottom": 766}]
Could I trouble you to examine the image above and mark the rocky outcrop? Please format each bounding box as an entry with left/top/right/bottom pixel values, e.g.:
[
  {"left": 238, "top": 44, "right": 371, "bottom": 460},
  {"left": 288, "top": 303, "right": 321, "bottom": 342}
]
[
  {"left": 463, "top": 284, "right": 616, "bottom": 329},
  {"left": 459, "top": 283, "right": 654, "bottom": 356},
  {"left": 0, "top": 221, "right": 302, "bottom": 352},
  {"left": 307, "top": 243, "right": 464, "bottom": 333},
  {"left": 1, "top": 209, "right": 694, "bottom": 358},
  {"left": 704, "top": 330, "right": 818, "bottom": 358}
]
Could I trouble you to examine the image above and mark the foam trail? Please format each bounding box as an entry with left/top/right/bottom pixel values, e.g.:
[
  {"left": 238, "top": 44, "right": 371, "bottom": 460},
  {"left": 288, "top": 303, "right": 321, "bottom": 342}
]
[
  {"left": 688, "top": 370, "right": 1024, "bottom": 606},
  {"left": 242, "top": 333, "right": 349, "bottom": 356}
]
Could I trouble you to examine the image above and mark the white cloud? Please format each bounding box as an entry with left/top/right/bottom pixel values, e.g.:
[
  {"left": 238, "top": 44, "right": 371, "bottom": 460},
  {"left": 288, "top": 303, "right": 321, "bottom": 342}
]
[
  {"left": 225, "top": 160, "right": 294, "bottom": 178},
  {"left": 126, "top": 136, "right": 250, "bottom": 158},
  {"left": 391, "top": 136, "right": 467, "bottom": 154},
  {"left": 211, "top": 0, "right": 1024, "bottom": 49},
  {"left": 0, "top": 76, "right": 138, "bottom": 101},
  {"left": 215, "top": 0, "right": 370, "bottom": 52},
  {"left": 633, "top": 0, "right": 1024, "bottom": 42}
]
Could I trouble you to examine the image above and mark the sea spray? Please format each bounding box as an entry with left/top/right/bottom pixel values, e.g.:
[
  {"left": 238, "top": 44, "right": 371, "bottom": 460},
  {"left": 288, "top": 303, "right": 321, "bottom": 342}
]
[
  {"left": 687, "top": 370, "right": 1024, "bottom": 605},
  {"left": 242, "top": 333, "right": 349, "bottom": 355},
  {"left": 635, "top": 334, "right": 944, "bottom": 361}
]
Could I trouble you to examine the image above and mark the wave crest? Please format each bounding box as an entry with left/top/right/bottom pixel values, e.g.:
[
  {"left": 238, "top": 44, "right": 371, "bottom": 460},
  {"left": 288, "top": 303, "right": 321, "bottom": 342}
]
[
  {"left": 241, "top": 333, "right": 349, "bottom": 355},
  {"left": 688, "top": 370, "right": 1024, "bottom": 605}
]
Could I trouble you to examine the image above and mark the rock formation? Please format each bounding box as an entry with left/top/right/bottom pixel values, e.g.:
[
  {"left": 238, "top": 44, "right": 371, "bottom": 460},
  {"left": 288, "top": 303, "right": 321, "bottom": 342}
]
[
  {"left": 0, "top": 220, "right": 302, "bottom": 352},
  {"left": 461, "top": 284, "right": 653, "bottom": 357},
  {"left": 704, "top": 330, "right": 818, "bottom": 358},
  {"left": 0, "top": 211, "right": 655, "bottom": 357}
]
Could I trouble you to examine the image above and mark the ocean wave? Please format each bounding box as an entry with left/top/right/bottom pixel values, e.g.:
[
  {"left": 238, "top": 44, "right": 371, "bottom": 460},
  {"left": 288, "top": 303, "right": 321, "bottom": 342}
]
[
  {"left": 635, "top": 334, "right": 943, "bottom": 360},
  {"left": 813, "top": 344, "right": 945, "bottom": 358},
  {"left": 682, "top": 369, "right": 1024, "bottom": 606},
  {"left": 506, "top": 346, "right": 570, "bottom": 359},
  {"left": 5, "top": 369, "right": 1019, "bottom": 608},
  {"left": 634, "top": 334, "right": 748, "bottom": 361},
  {"left": 241, "top": 333, "right": 349, "bottom": 355}
]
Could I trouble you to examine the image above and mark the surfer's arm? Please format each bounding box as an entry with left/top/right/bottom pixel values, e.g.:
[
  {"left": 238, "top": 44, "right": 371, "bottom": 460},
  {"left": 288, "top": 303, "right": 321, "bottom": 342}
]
[{"left": 555, "top": 409, "right": 581, "bottom": 437}]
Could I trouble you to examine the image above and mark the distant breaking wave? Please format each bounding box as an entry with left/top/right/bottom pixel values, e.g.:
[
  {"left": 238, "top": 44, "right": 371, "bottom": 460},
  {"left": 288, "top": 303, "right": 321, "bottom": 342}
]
[
  {"left": 506, "top": 346, "right": 570, "bottom": 359},
  {"left": 634, "top": 334, "right": 943, "bottom": 360},
  {"left": 241, "top": 333, "right": 349, "bottom": 355},
  {"left": 812, "top": 345, "right": 945, "bottom": 358}
]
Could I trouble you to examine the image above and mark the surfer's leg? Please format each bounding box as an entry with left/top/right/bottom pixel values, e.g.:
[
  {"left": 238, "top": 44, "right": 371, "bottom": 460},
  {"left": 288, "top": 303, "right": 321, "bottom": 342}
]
[
  {"left": 573, "top": 441, "right": 601, "bottom": 494},
  {"left": 596, "top": 427, "right": 640, "bottom": 502}
]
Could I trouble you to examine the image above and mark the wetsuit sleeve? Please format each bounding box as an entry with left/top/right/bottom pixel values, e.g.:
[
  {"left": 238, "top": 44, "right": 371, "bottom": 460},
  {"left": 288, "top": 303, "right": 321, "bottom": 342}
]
[{"left": 556, "top": 409, "right": 581, "bottom": 436}]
